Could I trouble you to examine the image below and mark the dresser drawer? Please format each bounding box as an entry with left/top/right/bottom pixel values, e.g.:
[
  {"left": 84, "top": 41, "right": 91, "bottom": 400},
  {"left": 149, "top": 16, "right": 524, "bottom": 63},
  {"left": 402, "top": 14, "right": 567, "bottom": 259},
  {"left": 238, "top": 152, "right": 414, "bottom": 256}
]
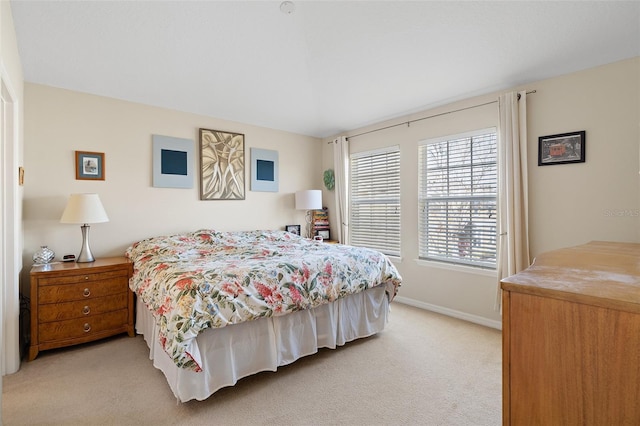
[
  {"left": 38, "top": 309, "right": 128, "bottom": 342},
  {"left": 38, "top": 293, "right": 128, "bottom": 322},
  {"left": 39, "top": 278, "right": 126, "bottom": 304},
  {"left": 39, "top": 269, "right": 128, "bottom": 286}
]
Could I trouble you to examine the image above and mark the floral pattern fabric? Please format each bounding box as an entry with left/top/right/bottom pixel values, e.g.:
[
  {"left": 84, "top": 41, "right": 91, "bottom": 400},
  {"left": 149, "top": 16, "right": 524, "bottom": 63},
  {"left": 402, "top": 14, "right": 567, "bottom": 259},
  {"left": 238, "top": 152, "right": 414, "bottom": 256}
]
[{"left": 126, "top": 229, "right": 402, "bottom": 371}]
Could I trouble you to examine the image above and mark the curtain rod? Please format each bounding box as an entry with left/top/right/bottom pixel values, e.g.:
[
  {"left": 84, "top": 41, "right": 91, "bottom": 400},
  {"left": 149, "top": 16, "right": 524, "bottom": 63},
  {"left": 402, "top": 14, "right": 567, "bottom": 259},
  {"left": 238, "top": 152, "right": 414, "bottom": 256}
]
[{"left": 329, "top": 90, "right": 536, "bottom": 142}]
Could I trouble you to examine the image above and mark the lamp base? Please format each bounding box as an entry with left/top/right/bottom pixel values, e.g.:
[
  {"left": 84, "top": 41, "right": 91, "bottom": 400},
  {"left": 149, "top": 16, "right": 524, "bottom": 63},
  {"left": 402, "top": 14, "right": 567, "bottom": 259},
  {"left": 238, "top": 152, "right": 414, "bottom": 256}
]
[
  {"left": 305, "top": 210, "right": 313, "bottom": 239},
  {"left": 76, "top": 224, "right": 96, "bottom": 263}
]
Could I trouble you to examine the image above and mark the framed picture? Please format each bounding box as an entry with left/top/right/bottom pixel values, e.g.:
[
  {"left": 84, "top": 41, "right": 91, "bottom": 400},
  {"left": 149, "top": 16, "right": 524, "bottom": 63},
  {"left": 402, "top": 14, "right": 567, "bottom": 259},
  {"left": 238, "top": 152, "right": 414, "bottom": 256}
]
[
  {"left": 199, "top": 128, "right": 245, "bottom": 200},
  {"left": 250, "top": 148, "right": 279, "bottom": 192},
  {"left": 538, "top": 131, "right": 585, "bottom": 166},
  {"left": 316, "top": 229, "right": 330, "bottom": 240},
  {"left": 285, "top": 224, "right": 301, "bottom": 236},
  {"left": 152, "top": 135, "right": 194, "bottom": 188},
  {"left": 75, "top": 151, "right": 105, "bottom": 180}
]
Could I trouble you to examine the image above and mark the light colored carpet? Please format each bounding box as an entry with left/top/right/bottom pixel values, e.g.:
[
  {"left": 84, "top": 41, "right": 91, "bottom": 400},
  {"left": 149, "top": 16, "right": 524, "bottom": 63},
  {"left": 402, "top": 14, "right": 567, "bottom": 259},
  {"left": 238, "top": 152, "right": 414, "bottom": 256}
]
[{"left": 2, "top": 302, "right": 502, "bottom": 425}]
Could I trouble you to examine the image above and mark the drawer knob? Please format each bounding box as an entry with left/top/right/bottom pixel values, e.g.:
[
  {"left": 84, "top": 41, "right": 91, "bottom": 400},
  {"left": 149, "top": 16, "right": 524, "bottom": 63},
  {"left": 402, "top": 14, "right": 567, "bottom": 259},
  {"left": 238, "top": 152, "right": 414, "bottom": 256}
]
[
  {"left": 83, "top": 323, "right": 91, "bottom": 333},
  {"left": 84, "top": 276, "right": 89, "bottom": 280},
  {"left": 83, "top": 288, "right": 91, "bottom": 297},
  {"left": 82, "top": 306, "right": 91, "bottom": 315}
]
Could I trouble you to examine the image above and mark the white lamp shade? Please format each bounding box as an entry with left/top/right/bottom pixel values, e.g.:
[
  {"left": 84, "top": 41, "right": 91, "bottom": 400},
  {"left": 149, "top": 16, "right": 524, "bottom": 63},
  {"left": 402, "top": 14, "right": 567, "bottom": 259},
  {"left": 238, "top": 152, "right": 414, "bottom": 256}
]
[
  {"left": 60, "top": 193, "right": 109, "bottom": 224},
  {"left": 295, "top": 190, "right": 322, "bottom": 210}
]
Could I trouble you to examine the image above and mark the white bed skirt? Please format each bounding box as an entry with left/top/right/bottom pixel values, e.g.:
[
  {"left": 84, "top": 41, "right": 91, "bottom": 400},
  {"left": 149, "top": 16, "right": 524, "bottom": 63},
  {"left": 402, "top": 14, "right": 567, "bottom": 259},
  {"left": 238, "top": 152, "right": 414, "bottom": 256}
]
[{"left": 136, "top": 285, "right": 390, "bottom": 402}]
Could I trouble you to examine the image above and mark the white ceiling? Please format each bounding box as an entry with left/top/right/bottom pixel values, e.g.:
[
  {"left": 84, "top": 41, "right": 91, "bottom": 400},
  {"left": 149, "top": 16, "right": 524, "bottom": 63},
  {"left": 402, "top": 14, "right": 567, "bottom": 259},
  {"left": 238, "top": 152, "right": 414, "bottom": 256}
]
[{"left": 10, "top": 1, "right": 640, "bottom": 138}]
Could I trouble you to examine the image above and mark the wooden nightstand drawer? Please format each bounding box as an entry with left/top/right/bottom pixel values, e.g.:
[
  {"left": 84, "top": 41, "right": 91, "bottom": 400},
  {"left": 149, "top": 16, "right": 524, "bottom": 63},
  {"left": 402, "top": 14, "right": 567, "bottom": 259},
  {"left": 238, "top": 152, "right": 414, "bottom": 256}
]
[
  {"left": 39, "top": 278, "right": 126, "bottom": 304},
  {"left": 29, "top": 257, "right": 135, "bottom": 361},
  {"left": 39, "top": 269, "right": 128, "bottom": 286},
  {"left": 38, "top": 309, "right": 128, "bottom": 342},
  {"left": 39, "top": 293, "right": 128, "bottom": 322}
]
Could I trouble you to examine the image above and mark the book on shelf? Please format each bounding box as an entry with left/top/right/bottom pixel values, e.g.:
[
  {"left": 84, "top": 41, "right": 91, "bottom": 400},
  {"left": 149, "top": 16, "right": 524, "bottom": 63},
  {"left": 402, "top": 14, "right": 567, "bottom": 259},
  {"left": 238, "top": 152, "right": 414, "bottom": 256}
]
[{"left": 312, "top": 208, "right": 330, "bottom": 235}]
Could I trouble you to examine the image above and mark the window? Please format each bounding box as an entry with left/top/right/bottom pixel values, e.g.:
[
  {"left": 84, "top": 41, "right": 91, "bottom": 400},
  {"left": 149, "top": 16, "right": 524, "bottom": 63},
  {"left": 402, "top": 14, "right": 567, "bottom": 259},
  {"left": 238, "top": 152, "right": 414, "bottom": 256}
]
[
  {"left": 418, "top": 129, "right": 497, "bottom": 268},
  {"left": 350, "top": 146, "right": 401, "bottom": 257}
]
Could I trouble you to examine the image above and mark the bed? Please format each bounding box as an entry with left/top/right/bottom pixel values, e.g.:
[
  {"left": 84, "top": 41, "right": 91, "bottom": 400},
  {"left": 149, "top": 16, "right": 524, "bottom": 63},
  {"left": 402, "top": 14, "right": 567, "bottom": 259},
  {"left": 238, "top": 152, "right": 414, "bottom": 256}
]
[{"left": 126, "top": 229, "right": 402, "bottom": 402}]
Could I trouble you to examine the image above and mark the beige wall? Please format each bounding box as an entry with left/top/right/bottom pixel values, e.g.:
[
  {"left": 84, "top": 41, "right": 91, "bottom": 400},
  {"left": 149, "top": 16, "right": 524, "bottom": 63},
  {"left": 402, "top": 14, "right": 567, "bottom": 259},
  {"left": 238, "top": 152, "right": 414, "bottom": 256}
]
[
  {"left": 324, "top": 57, "right": 640, "bottom": 327},
  {"left": 527, "top": 58, "right": 640, "bottom": 256},
  {"left": 20, "top": 55, "right": 640, "bottom": 329},
  {"left": 22, "top": 84, "right": 323, "bottom": 283}
]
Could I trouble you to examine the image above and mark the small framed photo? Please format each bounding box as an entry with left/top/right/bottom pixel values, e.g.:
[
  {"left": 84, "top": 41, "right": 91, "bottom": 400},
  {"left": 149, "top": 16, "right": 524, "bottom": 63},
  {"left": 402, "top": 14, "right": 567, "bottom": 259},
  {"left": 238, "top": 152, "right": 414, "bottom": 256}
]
[
  {"left": 285, "top": 225, "right": 301, "bottom": 236},
  {"left": 75, "top": 151, "right": 105, "bottom": 180},
  {"left": 538, "top": 131, "right": 585, "bottom": 166},
  {"left": 315, "top": 229, "right": 330, "bottom": 240}
]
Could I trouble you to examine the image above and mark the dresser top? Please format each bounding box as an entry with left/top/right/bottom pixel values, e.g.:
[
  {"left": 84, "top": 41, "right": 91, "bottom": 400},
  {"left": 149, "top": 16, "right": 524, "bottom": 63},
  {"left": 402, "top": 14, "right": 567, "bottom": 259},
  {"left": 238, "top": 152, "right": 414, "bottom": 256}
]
[
  {"left": 31, "top": 256, "right": 131, "bottom": 275},
  {"left": 501, "top": 241, "right": 640, "bottom": 311}
]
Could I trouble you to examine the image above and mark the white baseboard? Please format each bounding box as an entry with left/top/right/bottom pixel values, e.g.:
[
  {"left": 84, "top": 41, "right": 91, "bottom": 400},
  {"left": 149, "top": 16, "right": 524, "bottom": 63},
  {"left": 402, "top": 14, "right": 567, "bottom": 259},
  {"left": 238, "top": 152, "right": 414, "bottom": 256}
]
[{"left": 393, "top": 296, "right": 502, "bottom": 330}]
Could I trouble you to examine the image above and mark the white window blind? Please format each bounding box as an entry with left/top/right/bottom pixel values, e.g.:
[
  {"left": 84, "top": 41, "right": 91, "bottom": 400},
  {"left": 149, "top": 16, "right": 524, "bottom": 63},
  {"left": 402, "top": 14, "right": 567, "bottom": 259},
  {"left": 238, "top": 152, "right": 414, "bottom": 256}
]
[
  {"left": 350, "top": 146, "right": 401, "bottom": 257},
  {"left": 418, "top": 129, "right": 497, "bottom": 268}
]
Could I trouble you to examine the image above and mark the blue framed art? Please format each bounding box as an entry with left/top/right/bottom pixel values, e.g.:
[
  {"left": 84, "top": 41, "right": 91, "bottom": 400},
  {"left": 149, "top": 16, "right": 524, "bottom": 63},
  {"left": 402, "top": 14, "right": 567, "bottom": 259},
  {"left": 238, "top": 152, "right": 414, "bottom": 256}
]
[
  {"left": 152, "top": 135, "right": 194, "bottom": 188},
  {"left": 250, "top": 148, "right": 279, "bottom": 192},
  {"left": 75, "top": 151, "right": 105, "bottom": 180}
]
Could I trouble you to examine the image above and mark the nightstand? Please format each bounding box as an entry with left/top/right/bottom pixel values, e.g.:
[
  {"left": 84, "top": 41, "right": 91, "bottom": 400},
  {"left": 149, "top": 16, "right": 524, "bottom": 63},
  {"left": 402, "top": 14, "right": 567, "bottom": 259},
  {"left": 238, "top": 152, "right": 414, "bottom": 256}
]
[{"left": 28, "top": 257, "right": 134, "bottom": 361}]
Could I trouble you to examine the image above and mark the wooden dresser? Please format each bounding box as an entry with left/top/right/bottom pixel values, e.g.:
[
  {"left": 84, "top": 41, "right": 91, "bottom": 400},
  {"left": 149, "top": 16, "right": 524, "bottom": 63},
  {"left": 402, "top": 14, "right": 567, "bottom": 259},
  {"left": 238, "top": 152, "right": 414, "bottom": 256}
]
[
  {"left": 29, "top": 256, "right": 134, "bottom": 361},
  {"left": 500, "top": 241, "right": 640, "bottom": 425}
]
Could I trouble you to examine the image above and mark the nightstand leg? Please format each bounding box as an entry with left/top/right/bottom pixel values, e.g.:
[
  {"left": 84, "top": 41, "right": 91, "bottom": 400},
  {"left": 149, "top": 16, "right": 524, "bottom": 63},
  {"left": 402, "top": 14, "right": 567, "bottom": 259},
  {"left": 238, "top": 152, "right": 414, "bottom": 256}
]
[{"left": 28, "top": 346, "right": 38, "bottom": 361}]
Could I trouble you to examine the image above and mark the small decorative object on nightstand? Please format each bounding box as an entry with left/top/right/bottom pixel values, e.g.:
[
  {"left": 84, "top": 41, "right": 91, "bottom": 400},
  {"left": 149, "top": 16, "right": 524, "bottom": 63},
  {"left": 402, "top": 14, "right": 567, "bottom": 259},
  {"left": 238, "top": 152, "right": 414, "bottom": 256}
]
[
  {"left": 32, "top": 246, "right": 55, "bottom": 264},
  {"left": 285, "top": 224, "right": 301, "bottom": 236},
  {"left": 28, "top": 257, "right": 134, "bottom": 361}
]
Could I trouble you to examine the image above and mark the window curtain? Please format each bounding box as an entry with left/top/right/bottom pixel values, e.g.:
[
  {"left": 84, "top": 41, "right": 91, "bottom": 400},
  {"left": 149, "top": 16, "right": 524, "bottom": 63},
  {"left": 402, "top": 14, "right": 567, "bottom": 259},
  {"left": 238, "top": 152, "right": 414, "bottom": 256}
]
[
  {"left": 496, "top": 91, "right": 531, "bottom": 311},
  {"left": 332, "top": 136, "right": 350, "bottom": 244}
]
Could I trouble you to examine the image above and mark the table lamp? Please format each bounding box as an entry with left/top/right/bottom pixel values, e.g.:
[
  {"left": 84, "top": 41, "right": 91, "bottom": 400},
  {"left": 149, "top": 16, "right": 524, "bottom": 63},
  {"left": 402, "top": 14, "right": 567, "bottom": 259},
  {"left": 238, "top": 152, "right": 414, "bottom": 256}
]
[
  {"left": 60, "top": 193, "right": 109, "bottom": 262},
  {"left": 295, "top": 189, "right": 322, "bottom": 238}
]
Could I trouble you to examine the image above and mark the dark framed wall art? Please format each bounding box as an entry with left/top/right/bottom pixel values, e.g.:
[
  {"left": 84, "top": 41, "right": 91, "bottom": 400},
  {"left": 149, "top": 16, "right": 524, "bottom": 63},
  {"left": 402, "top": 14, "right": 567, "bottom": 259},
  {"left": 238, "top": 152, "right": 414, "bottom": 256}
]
[
  {"left": 75, "top": 151, "right": 105, "bottom": 180},
  {"left": 152, "top": 135, "right": 194, "bottom": 188},
  {"left": 285, "top": 224, "right": 301, "bottom": 235},
  {"left": 250, "top": 148, "right": 279, "bottom": 192},
  {"left": 538, "top": 130, "right": 586, "bottom": 166}
]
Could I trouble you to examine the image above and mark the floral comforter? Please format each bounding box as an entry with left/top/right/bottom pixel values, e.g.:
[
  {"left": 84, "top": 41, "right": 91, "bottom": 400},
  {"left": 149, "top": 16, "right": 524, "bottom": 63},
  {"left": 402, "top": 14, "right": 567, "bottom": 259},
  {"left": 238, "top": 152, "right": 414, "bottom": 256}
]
[{"left": 126, "top": 229, "right": 402, "bottom": 371}]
